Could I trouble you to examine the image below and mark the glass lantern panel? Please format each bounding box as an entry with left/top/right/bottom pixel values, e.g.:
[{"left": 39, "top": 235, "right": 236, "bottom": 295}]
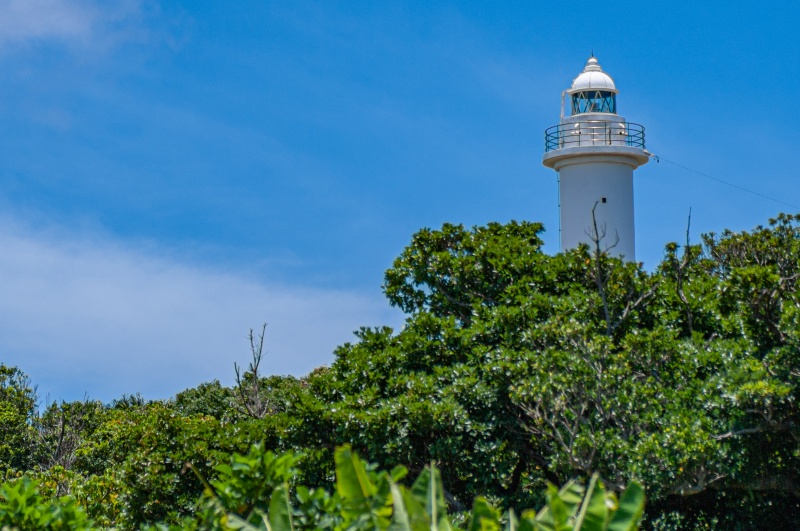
[{"left": 571, "top": 91, "right": 616, "bottom": 114}]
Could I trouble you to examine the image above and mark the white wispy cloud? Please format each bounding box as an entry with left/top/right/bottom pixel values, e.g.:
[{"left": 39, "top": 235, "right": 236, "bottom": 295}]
[
  {"left": 0, "top": 219, "right": 402, "bottom": 403},
  {"left": 0, "top": 0, "right": 98, "bottom": 43},
  {"left": 0, "top": 0, "right": 167, "bottom": 49}
]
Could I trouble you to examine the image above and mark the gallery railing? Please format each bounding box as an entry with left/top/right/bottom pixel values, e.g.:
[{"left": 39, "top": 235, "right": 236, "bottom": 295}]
[{"left": 544, "top": 121, "right": 645, "bottom": 152}]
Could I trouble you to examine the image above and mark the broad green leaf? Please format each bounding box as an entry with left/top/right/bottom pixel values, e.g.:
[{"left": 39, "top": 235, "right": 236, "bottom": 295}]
[
  {"left": 268, "top": 485, "right": 295, "bottom": 531},
  {"left": 517, "top": 510, "right": 539, "bottom": 531},
  {"left": 390, "top": 465, "right": 409, "bottom": 482},
  {"left": 543, "top": 484, "right": 570, "bottom": 531},
  {"left": 334, "top": 445, "right": 377, "bottom": 502},
  {"left": 388, "top": 482, "right": 414, "bottom": 531},
  {"left": 505, "top": 509, "right": 518, "bottom": 531},
  {"left": 410, "top": 464, "right": 451, "bottom": 531},
  {"left": 468, "top": 497, "right": 501, "bottom": 531},
  {"left": 606, "top": 482, "right": 645, "bottom": 531},
  {"left": 572, "top": 474, "right": 607, "bottom": 531},
  {"left": 556, "top": 482, "right": 585, "bottom": 516},
  {"left": 535, "top": 481, "right": 584, "bottom": 529},
  {"left": 226, "top": 513, "right": 265, "bottom": 531},
  {"left": 404, "top": 483, "right": 435, "bottom": 531}
]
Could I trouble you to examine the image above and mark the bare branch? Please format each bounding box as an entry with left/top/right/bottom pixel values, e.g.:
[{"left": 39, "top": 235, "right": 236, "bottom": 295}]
[
  {"left": 233, "top": 323, "right": 273, "bottom": 419},
  {"left": 675, "top": 208, "right": 694, "bottom": 335},
  {"left": 712, "top": 427, "right": 763, "bottom": 440},
  {"left": 587, "top": 201, "right": 613, "bottom": 335}
]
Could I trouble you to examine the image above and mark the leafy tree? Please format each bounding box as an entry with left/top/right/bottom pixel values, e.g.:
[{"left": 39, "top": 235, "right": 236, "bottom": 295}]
[
  {"left": 174, "top": 380, "right": 235, "bottom": 421},
  {"left": 383, "top": 221, "right": 548, "bottom": 322},
  {"left": 70, "top": 402, "right": 224, "bottom": 527},
  {"left": 307, "top": 217, "right": 800, "bottom": 527},
  {"left": 0, "top": 364, "right": 37, "bottom": 473},
  {"left": 35, "top": 399, "right": 105, "bottom": 474},
  {"left": 0, "top": 477, "right": 92, "bottom": 530}
]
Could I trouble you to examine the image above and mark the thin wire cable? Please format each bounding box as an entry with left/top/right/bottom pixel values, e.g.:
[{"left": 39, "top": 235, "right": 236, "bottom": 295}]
[{"left": 650, "top": 153, "right": 800, "bottom": 211}]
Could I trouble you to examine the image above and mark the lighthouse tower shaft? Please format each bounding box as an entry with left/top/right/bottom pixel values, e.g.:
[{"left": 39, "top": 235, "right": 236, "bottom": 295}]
[{"left": 542, "top": 57, "right": 648, "bottom": 261}]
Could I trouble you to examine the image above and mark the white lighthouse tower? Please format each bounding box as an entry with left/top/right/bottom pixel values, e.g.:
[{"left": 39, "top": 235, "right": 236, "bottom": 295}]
[{"left": 543, "top": 56, "right": 648, "bottom": 260}]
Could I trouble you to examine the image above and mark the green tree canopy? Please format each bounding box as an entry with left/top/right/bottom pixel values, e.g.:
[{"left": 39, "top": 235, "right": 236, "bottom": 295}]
[{"left": 5, "top": 215, "right": 800, "bottom": 529}]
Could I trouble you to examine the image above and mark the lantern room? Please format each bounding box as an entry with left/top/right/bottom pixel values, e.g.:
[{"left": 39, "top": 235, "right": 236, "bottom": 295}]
[{"left": 567, "top": 56, "right": 618, "bottom": 115}]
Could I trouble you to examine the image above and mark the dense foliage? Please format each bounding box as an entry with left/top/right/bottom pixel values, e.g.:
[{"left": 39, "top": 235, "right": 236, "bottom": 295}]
[
  {"left": 0, "top": 444, "right": 644, "bottom": 530},
  {"left": 3, "top": 214, "right": 800, "bottom": 529}
]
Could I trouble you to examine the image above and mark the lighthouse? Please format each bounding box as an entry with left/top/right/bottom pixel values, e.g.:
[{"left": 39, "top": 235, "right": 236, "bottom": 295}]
[{"left": 543, "top": 56, "right": 648, "bottom": 260}]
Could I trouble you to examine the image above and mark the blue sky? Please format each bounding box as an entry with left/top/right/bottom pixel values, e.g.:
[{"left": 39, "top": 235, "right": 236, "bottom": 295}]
[{"left": 0, "top": 0, "right": 798, "bottom": 402}]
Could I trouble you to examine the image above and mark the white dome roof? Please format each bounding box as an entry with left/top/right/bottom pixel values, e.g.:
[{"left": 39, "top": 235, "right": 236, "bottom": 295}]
[{"left": 569, "top": 57, "right": 617, "bottom": 93}]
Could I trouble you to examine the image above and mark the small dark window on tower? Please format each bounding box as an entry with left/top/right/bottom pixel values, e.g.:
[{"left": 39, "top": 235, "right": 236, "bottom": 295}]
[{"left": 601, "top": 197, "right": 607, "bottom": 203}]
